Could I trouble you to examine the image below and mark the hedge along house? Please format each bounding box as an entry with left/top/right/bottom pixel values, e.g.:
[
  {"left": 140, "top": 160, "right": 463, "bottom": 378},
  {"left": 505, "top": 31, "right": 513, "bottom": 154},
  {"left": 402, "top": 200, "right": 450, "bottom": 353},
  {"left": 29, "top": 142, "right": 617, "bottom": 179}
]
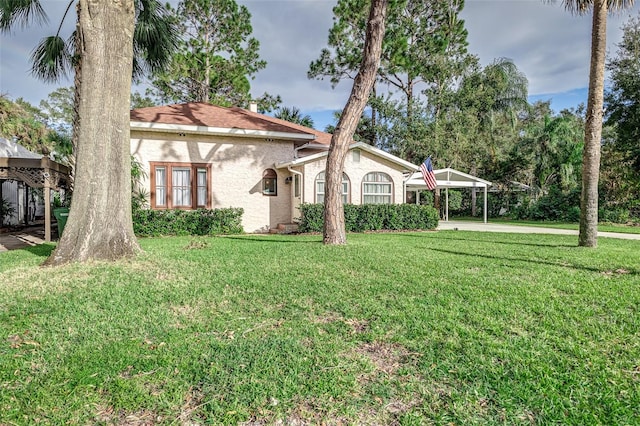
[{"left": 130, "top": 102, "right": 419, "bottom": 232}]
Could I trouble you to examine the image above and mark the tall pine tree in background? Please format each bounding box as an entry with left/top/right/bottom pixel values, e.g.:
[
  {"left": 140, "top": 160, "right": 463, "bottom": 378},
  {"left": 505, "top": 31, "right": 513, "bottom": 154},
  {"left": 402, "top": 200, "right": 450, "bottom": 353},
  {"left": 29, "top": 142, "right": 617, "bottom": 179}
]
[
  {"left": 149, "top": 0, "right": 280, "bottom": 111},
  {"left": 309, "top": 0, "right": 472, "bottom": 155}
]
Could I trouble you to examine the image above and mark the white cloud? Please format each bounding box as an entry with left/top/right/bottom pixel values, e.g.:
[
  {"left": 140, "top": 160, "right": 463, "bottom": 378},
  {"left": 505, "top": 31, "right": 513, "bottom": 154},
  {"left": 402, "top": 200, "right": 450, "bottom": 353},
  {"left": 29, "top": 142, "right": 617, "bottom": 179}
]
[{"left": 461, "top": 0, "right": 638, "bottom": 96}]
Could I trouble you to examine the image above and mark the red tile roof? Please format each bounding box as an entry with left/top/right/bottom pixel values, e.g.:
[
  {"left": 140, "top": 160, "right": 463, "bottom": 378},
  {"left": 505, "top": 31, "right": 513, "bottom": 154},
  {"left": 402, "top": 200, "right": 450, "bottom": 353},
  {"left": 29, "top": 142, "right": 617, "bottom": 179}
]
[{"left": 130, "top": 102, "right": 332, "bottom": 145}]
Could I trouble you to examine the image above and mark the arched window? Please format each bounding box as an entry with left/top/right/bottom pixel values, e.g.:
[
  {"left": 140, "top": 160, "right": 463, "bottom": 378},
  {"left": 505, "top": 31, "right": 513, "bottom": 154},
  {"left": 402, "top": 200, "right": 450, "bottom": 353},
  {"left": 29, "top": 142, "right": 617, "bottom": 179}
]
[
  {"left": 362, "top": 172, "right": 393, "bottom": 204},
  {"left": 315, "top": 171, "right": 350, "bottom": 204},
  {"left": 262, "top": 169, "right": 277, "bottom": 196}
]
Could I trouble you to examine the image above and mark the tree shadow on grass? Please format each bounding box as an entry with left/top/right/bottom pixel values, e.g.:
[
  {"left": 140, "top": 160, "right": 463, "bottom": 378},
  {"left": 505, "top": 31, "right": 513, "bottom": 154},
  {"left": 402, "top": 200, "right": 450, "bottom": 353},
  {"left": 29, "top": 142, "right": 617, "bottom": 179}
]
[
  {"left": 22, "top": 243, "right": 56, "bottom": 257},
  {"left": 221, "top": 235, "right": 322, "bottom": 244},
  {"left": 425, "top": 246, "right": 638, "bottom": 276},
  {"left": 395, "top": 232, "right": 575, "bottom": 249}
]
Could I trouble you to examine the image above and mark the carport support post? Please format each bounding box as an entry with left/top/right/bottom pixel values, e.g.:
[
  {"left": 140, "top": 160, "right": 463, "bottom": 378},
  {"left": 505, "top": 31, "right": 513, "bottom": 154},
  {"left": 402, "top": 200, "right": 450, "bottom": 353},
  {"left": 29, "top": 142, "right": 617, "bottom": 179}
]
[
  {"left": 44, "top": 170, "right": 51, "bottom": 242},
  {"left": 24, "top": 185, "right": 28, "bottom": 224},
  {"left": 445, "top": 188, "right": 449, "bottom": 221},
  {"left": 483, "top": 186, "right": 488, "bottom": 224}
]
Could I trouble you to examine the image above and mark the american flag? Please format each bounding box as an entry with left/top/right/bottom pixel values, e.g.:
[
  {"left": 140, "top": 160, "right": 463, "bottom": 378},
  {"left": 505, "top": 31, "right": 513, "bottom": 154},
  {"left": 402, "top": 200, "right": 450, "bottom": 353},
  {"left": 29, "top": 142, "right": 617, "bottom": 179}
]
[{"left": 420, "top": 156, "right": 437, "bottom": 190}]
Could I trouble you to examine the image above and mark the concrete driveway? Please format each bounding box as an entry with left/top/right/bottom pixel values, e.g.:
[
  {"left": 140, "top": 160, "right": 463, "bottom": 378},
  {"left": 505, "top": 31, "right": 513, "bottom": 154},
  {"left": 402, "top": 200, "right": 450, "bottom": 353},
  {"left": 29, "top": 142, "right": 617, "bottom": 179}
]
[{"left": 437, "top": 220, "right": 640, "bottom": 240}]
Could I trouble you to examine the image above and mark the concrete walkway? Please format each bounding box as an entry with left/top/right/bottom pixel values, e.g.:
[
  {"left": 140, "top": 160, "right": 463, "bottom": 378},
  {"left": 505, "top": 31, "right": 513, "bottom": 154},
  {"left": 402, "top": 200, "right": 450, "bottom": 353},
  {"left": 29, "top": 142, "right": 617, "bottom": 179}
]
[
  {"left": 0, "top": 228, "right": 47, "bottom": 252},
  {"left": 437, "top": 220, "right": 640, "bottom": 240}
]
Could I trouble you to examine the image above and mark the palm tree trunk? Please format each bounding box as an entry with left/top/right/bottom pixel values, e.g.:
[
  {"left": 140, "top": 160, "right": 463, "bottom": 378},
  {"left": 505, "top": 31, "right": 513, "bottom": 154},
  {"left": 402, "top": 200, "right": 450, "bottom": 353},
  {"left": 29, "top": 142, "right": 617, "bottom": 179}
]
[
  {"left": 323, "top": 0, "right": 388, "bottom": 245},
  {"left": 44, "top": 0, "right": 140, "bottom": 265},
  {"left": 579, "top": 0, "right": 607, "bottom": 248},
  {"left": 69, "top": 3, "right": 82, "bottom": 191}
]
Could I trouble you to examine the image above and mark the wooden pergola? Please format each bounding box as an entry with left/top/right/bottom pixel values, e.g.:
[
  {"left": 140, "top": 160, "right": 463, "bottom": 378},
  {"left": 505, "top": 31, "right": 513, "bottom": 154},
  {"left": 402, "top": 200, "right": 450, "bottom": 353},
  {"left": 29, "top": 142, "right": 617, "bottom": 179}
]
[{"left": 0, "top": 139, "right": 70, "bottom": 242}]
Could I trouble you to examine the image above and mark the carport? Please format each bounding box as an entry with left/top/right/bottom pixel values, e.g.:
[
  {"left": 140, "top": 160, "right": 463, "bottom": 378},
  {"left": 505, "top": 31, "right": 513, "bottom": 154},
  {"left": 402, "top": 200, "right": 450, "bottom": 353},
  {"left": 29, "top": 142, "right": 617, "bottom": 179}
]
[
  {"left": 404, "top": 168, "right": 492, "bottom": 223},
  {"left": 0, "top": 138, "right": 70, "bottom": 241}
]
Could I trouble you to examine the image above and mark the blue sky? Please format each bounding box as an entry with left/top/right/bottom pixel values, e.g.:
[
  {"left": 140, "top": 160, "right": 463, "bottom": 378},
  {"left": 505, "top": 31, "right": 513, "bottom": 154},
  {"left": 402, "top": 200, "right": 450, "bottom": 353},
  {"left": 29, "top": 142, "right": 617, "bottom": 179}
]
[{"left": 1, "top": 0, "right": 638, "bottom": 133}]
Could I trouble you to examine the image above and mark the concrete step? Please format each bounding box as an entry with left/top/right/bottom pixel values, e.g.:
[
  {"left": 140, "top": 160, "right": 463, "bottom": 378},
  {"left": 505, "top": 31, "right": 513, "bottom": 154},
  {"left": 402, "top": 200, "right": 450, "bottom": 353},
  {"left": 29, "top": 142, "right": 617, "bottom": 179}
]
[{"left": 270, "top": 223, "right": 299, "bottom": 234}]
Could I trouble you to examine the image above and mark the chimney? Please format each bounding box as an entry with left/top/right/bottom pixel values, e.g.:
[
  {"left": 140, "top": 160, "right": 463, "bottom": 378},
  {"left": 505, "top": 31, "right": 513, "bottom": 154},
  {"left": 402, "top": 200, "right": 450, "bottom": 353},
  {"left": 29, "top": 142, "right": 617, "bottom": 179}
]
[{"left": 249, "top": 102, "right": 258, "bottom": 113}]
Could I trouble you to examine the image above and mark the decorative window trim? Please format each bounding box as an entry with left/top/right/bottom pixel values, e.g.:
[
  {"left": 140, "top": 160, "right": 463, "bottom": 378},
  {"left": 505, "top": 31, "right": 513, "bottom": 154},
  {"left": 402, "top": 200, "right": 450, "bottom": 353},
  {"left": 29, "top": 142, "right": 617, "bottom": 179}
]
[
  {"left": 315, "top": 171, "right": 350, "bottom": 204},
  {"left": 150, "top": 162, "right": 211, "bottom": 209},
  {"left": 362, "top": 171, "right": 393, "bottom": 204}
]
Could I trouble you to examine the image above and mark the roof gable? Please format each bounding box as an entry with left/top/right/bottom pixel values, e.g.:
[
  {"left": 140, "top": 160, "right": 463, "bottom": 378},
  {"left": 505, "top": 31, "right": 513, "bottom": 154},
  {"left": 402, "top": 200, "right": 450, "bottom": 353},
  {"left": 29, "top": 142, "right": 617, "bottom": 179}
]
[
  {"left": 276, "top": 142, "right": 419, "bottom": 172},
  {"left": 405, "top": 168, "right": 492, "bottom": 188}
]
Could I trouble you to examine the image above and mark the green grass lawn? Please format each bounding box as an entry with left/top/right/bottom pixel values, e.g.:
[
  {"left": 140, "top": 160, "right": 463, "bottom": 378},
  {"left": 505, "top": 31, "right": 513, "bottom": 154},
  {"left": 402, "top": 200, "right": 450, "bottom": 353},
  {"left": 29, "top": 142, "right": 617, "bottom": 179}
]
[{"left": 1, "top": 232, "right": 639, "bottom": 425}]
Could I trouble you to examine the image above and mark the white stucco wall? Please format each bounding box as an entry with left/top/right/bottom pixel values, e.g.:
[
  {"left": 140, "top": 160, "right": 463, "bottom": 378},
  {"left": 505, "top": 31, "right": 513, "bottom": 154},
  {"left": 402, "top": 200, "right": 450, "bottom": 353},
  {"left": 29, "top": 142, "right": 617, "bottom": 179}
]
[
  {"left": 301, "top": 148, "right": 407, "bottom": 205},
  {"left": 131, "top": 131, "right": 294, "bottom": 233}
]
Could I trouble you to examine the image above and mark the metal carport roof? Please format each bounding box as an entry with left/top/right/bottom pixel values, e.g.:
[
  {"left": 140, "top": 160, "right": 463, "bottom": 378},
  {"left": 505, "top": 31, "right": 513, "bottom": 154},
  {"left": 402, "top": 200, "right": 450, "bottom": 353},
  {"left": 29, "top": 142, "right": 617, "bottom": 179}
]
[{"left": 404, "top": 168, "right": 493, "bottom": 223}]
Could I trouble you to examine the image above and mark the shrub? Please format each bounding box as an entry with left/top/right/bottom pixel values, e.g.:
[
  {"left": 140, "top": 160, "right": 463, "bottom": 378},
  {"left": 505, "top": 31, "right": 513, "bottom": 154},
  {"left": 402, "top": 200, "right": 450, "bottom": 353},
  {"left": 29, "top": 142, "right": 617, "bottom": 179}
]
[
  {"left": 299, "top": 203, "right": 438, "bottom": 233},
  {"left": 513, "top": 188, "right": 581, "bottom": 222},
  {"left": 298, "top": 204, "right": 324, "bottom": 232},
  {"left": 599, "top": 208, "right": 630, "bottom": 224},
  {"left": 446, "top": 190, "right": 463, "bottom": 211},
  {"left": 133, "top": 208, "right": 244, "bottom": 237},
  {"left": 455, "top": 189, "right": 522, "bottom": 219},
  {"left": 0, "top": 197, "right": 16, "bottom": 226},
  {"left": 419, "top": 190, "right": 434, "bottom": 206}
]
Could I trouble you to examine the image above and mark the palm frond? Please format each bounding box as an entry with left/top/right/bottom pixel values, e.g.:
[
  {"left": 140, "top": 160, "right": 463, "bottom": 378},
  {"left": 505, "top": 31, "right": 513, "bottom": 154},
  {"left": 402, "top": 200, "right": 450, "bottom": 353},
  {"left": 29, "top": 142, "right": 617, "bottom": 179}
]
[
  {"left": 561, "top": 0, "right": 636, "bottom": 15},
  {"left": 133, "top": 0, "right": 179, "bottom": 79},
  {"left": 561, "top": 0, "right": 593, "bottom": 15},
  {"left": 606, "top": 0, "right": 636, "bottom": 11},
  {"left": 65, "top": 31, "right": 78, "bottom": 67},
  {"left": 0, "top": 0, "right": 48, "bottom": 32},
  {"left": 30, "top": 35, "right": 72, "bottom": 82},
  {"left": 488, "top": 58, "right": 529, "bottom": 111}
]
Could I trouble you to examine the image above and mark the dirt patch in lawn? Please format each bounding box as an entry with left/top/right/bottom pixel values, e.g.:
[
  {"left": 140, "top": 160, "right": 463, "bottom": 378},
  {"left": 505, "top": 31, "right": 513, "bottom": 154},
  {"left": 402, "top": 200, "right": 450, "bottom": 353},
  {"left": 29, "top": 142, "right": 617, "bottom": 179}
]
[{"left": 354, "top": 341, "right": 414, "bottom": 376}]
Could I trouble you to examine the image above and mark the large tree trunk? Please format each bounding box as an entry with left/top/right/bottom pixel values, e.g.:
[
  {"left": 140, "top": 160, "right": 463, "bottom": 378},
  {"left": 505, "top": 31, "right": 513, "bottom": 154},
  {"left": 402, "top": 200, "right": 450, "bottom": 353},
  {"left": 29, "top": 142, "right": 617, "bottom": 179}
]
[
  {"left": 323, "top": 0, "right": 388, "bottom": 245},
  {"left": 579, "top": 0, "right": 607, "bottom": 248},
  {"left": 44, "top": 0, "right": 140, "bottom": 265}
]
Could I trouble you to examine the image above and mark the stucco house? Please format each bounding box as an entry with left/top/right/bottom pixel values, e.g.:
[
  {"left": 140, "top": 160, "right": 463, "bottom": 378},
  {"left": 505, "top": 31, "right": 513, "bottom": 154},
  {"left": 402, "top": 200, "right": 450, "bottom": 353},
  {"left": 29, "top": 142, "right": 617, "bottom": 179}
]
[{"left": 130, "top": 102, "right": 419, "bottom": 233}]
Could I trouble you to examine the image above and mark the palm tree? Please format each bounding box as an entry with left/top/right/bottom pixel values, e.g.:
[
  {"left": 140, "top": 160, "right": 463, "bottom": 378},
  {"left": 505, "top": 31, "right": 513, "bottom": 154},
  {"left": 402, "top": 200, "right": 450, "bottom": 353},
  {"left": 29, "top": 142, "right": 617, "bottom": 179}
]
[
  {"left": 274, "top": 106, "right": 315, "bottom": 128},
  {"left": 478, "top": 58, "right": 529, "bottom": 160},
  {"left": 1, "top": 0, "right": 177, "bottom": 182},
  {"left": 522, "top": 111, "right": 584, "bottom": 196},
  {"left": 1, "top": 0, "right": 176, "bottom": 83},
  {"left": 561, "top": 0, "right": 635, "bottom": 247},
  {"left": 457, "top": 58, "right": 529, "bottom": 216},
  {"left": 0, "top": 0, "right": 178, "bottom": 264}
]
